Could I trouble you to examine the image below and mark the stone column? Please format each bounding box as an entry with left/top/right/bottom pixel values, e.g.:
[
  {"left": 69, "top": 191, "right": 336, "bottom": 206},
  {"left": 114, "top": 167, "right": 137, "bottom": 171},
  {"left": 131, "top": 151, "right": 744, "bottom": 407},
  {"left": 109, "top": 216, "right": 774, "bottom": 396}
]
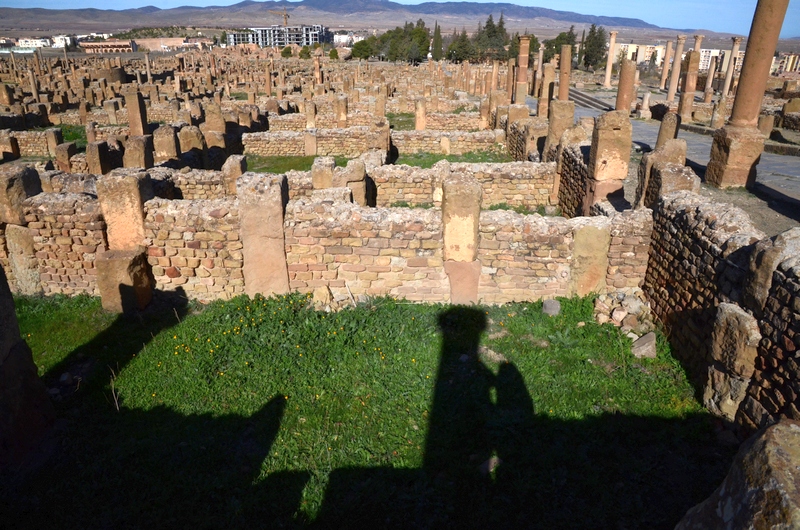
[
  {"left": 442, "top": 172, "right": 482, "bottom": 305},
  {"left": 125, "top": 90, "right": 148, "bottom": 136},
  {"left": 535, "top": 43, "right": 545, "bottom": 96},
  {"left": 415, "top": 98, "right": 427, "bottom": 130},
  {"left": 237, "top": 173, "right": 290, "bottom": 297},
  {"left": 722, "top": 37, "right": 743, "bottom": 97},
  {"left": 336, "top": 96, "right": 348, "bottom": 128},
  {"left": 707, "top": 0, "right": 790, "bottom": 188},
  {"left": 693, "top": 34, "right": 705, "bottom": 51},
  {"left": 659, "top": 41, "right": 673, "bottom": 90},
  {"left": 517, "top": 36, "right": 531, "bottom": 96},
  {"left": 145, "top": 52, "right": 152, "bottom": 84},
  {"left": 678, "top": 51, "right": 701, "bottom": 122},
  {"left": 667, "top": 35, "right": 687, "bottom": 103},
  {"left": 538, "top": 64, "right": 556, "bottom": 118},
  {"left": 704, "top": 55, "right": 718, "bottom": 101},
  {"left": 558, "top": 44, "right": 572, "bottom": 101},
  {"left": 543, "top": 100, "right": 575, "bottom": 161},
  {"left": 506, "top": 58, "right": 516, "bottom": 102},
  {"left": 584, "top": 110, "right": 632, "bottom": 214},
  {"left": 603, "top": 31, "right": 618, "bottom": 89},
  {"left": 491, "top": 60, "right": 499, "bottom": 92},
  {"left": 305, "top": 101, "right": 316, "bottom": 129},
  {"left": 615, "top": 58, "right": 636, "bottom": 113}
]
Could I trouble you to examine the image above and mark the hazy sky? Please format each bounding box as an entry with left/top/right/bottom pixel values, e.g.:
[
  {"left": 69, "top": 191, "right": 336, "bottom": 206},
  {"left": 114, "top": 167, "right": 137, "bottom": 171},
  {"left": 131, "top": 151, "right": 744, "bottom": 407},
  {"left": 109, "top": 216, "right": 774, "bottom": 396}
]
[{"left": 7, "top": 0, "right": 800, "bottom": 38}]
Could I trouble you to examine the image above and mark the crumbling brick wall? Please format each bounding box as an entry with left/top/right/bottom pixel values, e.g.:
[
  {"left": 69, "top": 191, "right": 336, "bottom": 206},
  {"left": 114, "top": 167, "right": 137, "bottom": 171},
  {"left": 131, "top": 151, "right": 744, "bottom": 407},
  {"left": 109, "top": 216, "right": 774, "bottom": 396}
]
[
  {"left": 558, "top": 143, "right": 590, "bottom": 218},
  {"left": 23, "top": 192, "right": 107, "bottom": 295},
  {"left": 242, "top": 131, "right": 305, "bottom": 156},
  {"left": 143, "top": 198, "right": 244, "bottom": 301},
  {"left": 284, "top": 200, "right": 448, "bottom": 302},
  {"left": 1, "top": 130, "right": 49, "bottom": 158}
]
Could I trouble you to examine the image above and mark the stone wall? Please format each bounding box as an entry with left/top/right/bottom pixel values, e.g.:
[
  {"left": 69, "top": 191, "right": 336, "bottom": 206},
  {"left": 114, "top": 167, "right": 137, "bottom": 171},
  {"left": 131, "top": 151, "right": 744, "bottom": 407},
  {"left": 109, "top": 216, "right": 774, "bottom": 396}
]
[
  {"left": 268, "top": 113, "right": 306, "bottom": 131},
  {"left": 169, "top": 169, "right": 227, "bottom": 200},
  {"left": 23, "top": 192, "right": 107, "bottom": 295},
  {"left": 242, "top": 131, "right": 306, "bottom": 156},
  {"left": 592, "top": 202, "right": 653, "bottom": 291},
  {"left": 426, "top": 112, "right": 481, "bottom": 131},
  {"left": 317, "top": 127, "right": 382, "bottom": 157},
  {"left": 284, "top": 199, "right": 448, "bottom": 302},
  {"left": 143, "top": 198, "right": 244, "bottom": 301},
  {"left": 1, "top": 130, "right": 50, "bottom": 158},
  {"left": 558, "top": 143, "right": 591, "bottom": 218},
  {"left": 390, "top": 130, "right": 498, "bottom": 155}
]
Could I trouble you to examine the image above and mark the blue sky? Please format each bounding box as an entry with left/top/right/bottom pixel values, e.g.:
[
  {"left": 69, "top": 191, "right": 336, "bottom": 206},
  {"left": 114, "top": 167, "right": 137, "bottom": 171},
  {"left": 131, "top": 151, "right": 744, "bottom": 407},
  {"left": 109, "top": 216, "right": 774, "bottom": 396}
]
[{"left": 5, "top": 0, "right": 800, "bottom": 38}]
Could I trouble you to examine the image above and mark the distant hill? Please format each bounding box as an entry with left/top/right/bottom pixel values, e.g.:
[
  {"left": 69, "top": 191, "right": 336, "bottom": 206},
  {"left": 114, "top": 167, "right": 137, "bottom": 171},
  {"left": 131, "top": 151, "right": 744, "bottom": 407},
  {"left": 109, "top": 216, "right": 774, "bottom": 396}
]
[{"left": 0, "top": 0, "right": 659, "bottom": 33}]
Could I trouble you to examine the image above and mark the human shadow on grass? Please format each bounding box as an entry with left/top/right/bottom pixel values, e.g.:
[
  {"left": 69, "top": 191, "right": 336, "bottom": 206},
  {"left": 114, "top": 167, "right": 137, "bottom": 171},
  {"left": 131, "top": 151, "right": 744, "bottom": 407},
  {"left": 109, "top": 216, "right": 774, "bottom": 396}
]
[{"left": 311, "top": 306, "right": 735, "bottom": 529}]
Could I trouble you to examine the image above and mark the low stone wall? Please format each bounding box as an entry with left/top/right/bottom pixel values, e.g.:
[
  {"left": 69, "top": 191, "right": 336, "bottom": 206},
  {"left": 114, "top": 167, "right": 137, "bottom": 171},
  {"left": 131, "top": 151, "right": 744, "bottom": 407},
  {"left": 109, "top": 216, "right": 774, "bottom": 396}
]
[
  {"left": 1, "top": 130, "right": 50, "bottom": 158},
  {"left": 169, "top": 169, "right": 227, "bottom": 200},
  {"left": 284, "top": 199, "right": 448, "bottom": 302},
  {"left": 426, "top": 112, "right": 482, "bottom": 131},
  {"left": 316, "top": 127, "right": 383, "bottom": 157},
  {"left": 390, "top": 130, "right": 498, "bottom": 155},
  {"left": 242, "top": 131, "right": 306, "bottom": 157},
  {"left": 268, "top": 113, "right": 306, "bottom": 131},
  {"left": 592, "top": 202, "right": 653, "bottom": 291},
  {"left": 143, "top": 198, "right": 244, "bottom": 300},
  {"left": 95, "top": 126, "right": 130, "bottom": 143},
  {"left": 23, "top": 192, "right": 107, "bottom": 295}
]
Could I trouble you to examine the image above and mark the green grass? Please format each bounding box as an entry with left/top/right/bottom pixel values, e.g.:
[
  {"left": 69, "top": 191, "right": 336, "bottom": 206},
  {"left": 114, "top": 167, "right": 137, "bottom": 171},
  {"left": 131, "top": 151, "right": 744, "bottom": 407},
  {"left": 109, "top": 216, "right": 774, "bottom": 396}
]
[
  {"left": 60, "top": 124, "right": 87, "bottom": 151},
  {"left": 230, "top": 91, "right": 249, "bottom": 101},
  {"left": 3, "top": 293, "right": 735, "bottom": 529},
  {"left": 247, "top": 155, "right": 350, "bottom": 174},
  {"left": 394, "top": 149, "right": 515, "bottom": 168},
  {"left": 488, "top": 202, "right": 563, "bottom": 216},
  {"left": 386, "top": 112, "right": 416, "bottom": 131}
]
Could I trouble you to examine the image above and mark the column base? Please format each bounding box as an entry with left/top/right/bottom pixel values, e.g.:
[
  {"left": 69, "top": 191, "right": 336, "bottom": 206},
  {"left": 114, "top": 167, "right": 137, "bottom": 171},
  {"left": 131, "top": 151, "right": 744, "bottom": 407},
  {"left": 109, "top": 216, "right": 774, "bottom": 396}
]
[{"left": 706, "top": 125, "right": 765, "bottom": 189}]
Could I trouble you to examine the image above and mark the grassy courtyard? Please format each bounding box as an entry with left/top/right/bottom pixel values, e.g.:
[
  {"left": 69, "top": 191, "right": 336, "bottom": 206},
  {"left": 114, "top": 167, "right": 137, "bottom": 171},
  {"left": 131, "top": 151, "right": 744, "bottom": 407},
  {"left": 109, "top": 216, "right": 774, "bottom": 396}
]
[{"left": 3, "top": 293, "right": 735, "bottom": 528}]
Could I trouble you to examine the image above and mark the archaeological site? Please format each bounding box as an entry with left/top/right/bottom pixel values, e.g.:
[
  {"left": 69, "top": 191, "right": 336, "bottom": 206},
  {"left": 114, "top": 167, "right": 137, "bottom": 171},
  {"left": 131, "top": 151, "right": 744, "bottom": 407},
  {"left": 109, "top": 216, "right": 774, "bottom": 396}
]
[{"left": 1, "top": 0, "right": 800, "bottom": 525}]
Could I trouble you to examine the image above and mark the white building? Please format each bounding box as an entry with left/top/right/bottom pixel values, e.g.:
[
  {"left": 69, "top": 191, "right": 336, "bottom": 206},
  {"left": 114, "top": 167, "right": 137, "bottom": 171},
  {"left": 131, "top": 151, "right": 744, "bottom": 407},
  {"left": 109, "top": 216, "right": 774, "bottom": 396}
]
[
  {"left": 17, "top": 38, "right": 52, "bottom": 48},
  {"left": 227, "top": 25, "right": 332, "bottom": 48},
  {"left": 52, "top": 35, "right": 73, "bottom": 48}
]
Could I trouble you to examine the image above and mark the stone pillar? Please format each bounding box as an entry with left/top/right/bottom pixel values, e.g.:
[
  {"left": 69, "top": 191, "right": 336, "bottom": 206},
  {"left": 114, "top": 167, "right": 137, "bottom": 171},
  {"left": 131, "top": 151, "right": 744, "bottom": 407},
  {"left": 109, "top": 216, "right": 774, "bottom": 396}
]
[
  {"left": 722, "top": 37, "right": 743, "bottom": 97},
  {"left": 237, "top": 173, "right": 290, "bottom": 297},
  {"left": 122, "top": 135, "right": 154, "bottom": 169},
  {"left": 656, "top": 112, "right": 681, "bottom": 149},
  {"left": 336, "top": 96, "right": 348, "bottom": 128},
  {"left": 693, "top": 34, "right": 705, "bottom": 51},
  {"left": 603, "top": 31, "right": 618, "bottom": 89},
  {"left": 517, "top": 35, "right": 531, "bottom": 99},
  {"left": 711, "top": 97, "right": 728, "bottom": 129},
  {"left": 222, "top": 154, "right": 247, "bottom": 195},
  {"left": 144, "top": 52, "right": 152, "bottom": 84},
  {"left": 544, "top": 100, "right": 575, "bottom": 161},
  {"left": 667, "top": 35, "right": 687, "bottom": 103},
  {"left": 86, "top": 141, "right": 112, "bottom": 175},
  {"left": 0, "top": 166, "right": 41, "bottom": 226},
  {"left": 95, "top": 250, "right": 153, "bottom": 313},
  {"left": 442, "top": 172, "right": 482, "bottom": 305},
  {"left": 311, "top": 157, "right": 335, "bottom": 189},
  {"left": 637, "top": 92, "right": 652, "bottom": 119},
  {"left": 332, "top": 160, "right": 368, "bottom": 206},
  {"left": 125, "top": 91, "right": 148, "bottom": 137},
  {"left": 506, "top": 58, "right": 516, "bottom": 101},
  {"left": 704, "top": 55, "right": 718, "bottom": 101},
  {"left": 55, "top": 142, "right": 77, "bottom": 172},
  {"left": 0, "top": 265, "right": 55, "bottom": 471},
  {"left": 305, "top": 101, "right": 317, "bottom": 129},
  {"left": 615, "top": 58, "right": 636, "bottom": 113},
  {"left": 659, "top": 41, "right": 673, "bottom": 90},
  {"left": 585, "top": 110, "right": 632, "bottom": 214},
  {"left": 538, "top": 64, "right": 556, "bottom": 118},
  {"left": 96, "top": 170, "right": 152, "bottom": 251},
  {"left": 558, "top": 44, "right": 572, "bottom": 101},
  {"left": 415, "top": 98, "right": 427, "bottom": 130},
  {"left": 153, "top": 125, "right": 179, "bottom": 163},
  {"left": 491, "top": 60, "right": 499, "bottom": 92},
  {"left": 536, "top": 43, "right": 545, "bottom": 96},
  {"left": 707, "top": 0, "right": 789, "bottom": 189},
  {"left": 678, "top": 50, "right": 701, "bottom": 122}
]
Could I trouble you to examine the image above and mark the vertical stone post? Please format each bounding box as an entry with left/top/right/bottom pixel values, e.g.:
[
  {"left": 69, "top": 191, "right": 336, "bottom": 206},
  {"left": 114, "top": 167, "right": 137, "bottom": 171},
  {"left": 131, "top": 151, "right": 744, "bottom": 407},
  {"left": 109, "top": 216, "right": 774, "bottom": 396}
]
[
  {"left": 615, "top": 58, "right": 636, "bottom": 113},
  {"left": 584, "top": 110, "right": 632, "bottom": 214},
  {"left": 538, "top": 64, "right": 556, "bottom": 118},
  {"left": 707, "top": 0, "right": 789, "bottom": 189},
  {"left": 543, "top": 100, "right": 575, "bottom": 161},
  {"left": 125, "top": 90, "right": 148, "bottom": 136},
  {"left": 603, "top": 31, "right": 618, "bottom": 89},
  {"left": 659, "top": 41, "right": 673, "bottom": 90},
  {"left": 517, "top": 35, "right": 531, "bottom": 92},
  {"left": 145, "top": 52, "right": 152, "bottom": 84},
  {"left": 704, "top": 55, "right": 718, "bottom": 102},
  {"left": 122, "top": 135, "right": 155, "bottom": 169},
  {"left": 678, "top": 50, "right": 701, "bottom": 122},
  {"left": 442, "top": 172, "right": 482, "bottom": 305},
  {"left": 336, "top": 96, "right": 348, "bottom": 128},
  {"left": 722, "top": 37, "right": 743, "bottom": 97},
  {"left": 0, "top": 166, "right": 41, "bottom": 226},
  {"left": 222, "top": 154, "right": 247, "bottom": 195},
  {"left": 506, "top": 58, "right": 515, "bottom": 102},
  {"left": 237, "top": 173, "right": 290, "bottom": 297},
  {"left": 667, "top": 35, "right": 687, "bottom": 102},
  {"left": 656, "top": 112, "right": 681, "bottom": 149},
  {"left": 95, "top": 171, "right": 154, "bottom": 313},
  {"left": 415, "top": 97, "right": 427, "bottom": 130},
  {"left": 86, "top": 141, "right": 112, "bottom": 175},
  {"left": 306, "top": 101, "right": 316, "bottom": 129},
  {"left": 153, "top": 125, "right": 179, "bottom": 164},
  {"left": 693, "top": 34, "right": 705, "bottom": 51},
  {"left": 491, "top": 60, "right": 499, "bottom": 92},
  {"left": 535, "top": 43, "right": 545, "bottom": 96},
  {"left": 558, "top": 44, "right": 572, "bottom": 101}
]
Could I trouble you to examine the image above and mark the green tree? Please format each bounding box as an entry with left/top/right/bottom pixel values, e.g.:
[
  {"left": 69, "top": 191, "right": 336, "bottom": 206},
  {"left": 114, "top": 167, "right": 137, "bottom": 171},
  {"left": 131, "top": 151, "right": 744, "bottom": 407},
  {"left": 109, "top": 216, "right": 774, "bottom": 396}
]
[
  {"left": 543, "top": 25, "right": 576, "bottom": 63},
  {"left": 432, "top": 22, "right": 443, "bottom": 61},
  {"left": 447, "top": 28, "right": 474, "bottom": 63},
  {"left": 299, "top": 45, "right": 311, "bottom": 59},
  {"left": 281, "top": 46, "right": 292, "bottom": 58},
  {"left": 582, "top": 25, "right": 607, "bottom": 69},
  {"left": 329, "top": 48, "right": 339, "bottom": 60},
  {"left": 351, "top": 39, "right": 372, "bottom": 59}
]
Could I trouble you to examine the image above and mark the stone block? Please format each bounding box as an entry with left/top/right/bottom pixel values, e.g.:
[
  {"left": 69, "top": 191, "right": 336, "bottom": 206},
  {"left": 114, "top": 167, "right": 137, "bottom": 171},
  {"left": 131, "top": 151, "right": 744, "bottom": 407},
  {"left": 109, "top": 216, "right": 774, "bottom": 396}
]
[
  {"left": 124, "top": 91, "right": 148, "bottom": 136},
  {"left": 86, "top": 141, "right": 113, "bottom": 176},
  {"left": 0, "top": 165, "right": 41, "bottom": 225},
  {"left": 5, "top": 224, "right": 41, "bottom": 296},
  {"left": 55, "top": 142, "right": 77, "bottom": 173},
  {"left": 442, "top": 172, "right": 482, "bottom": 262},
  {"left": 706, "top": 125, "right": 765, "bottom": 189},
  {"left": 743, "top": 227, "right": 800, "bottom": 316},
  {"left": 153, "top": 124, "right": 179, "bottom": 163},
  {"left": 589, "top": 110, "right": 632, "bottom": 182},
  {"left": 96, "top": 170, "right": 153, "bottom": 251},
  {"left": 311, "top": 156, "right": 335, "bottom": 189},
  {"left": 222, "top": 154, "right": 247, "bottom": 195},
  {"left": 96, "top": 248, "right": 153, "bottom": 313},
  {"left": 122, "top": 135, "right": 154, "bottom": 169},
  {"left": 569, "top": 223, "right": 611, "bottom": 296},
  {"left": 444, "top": 260, "right": 481, "bottom": 305}
]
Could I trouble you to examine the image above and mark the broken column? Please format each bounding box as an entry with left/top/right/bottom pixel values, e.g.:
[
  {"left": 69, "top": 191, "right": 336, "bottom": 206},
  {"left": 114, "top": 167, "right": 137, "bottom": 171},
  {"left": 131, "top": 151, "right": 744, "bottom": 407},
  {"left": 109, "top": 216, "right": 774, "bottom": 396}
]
[
  {"left": 538, "top": 64, "right": 556, "bottom": 118},
  {"left": 125, "top": 90, "right": 149, "bottom": 137},
  {"left": 722, "top": 37, "right": 744, "bottom": 97},
  {"left": 584, "top": 110, "right": 632, "bottom": 214},
  {"left": 558, "top": 44, "right": 571, "bottom": 101},
  {"left": 615, "top": 58, "right": 636, "bottom": 113},
  {"left": 415, "top": 97, "right": 427, "bottom": 130},
  {"left": 442, "top": 172, "right": 482, "bottom": 305},
  {"left": 678, "top": 50, "right": 701, "bottom": 122},
  {"left": 659, "top": 40, "right": 673, "bottom": 90},
  {"left": 237, "top": 173, "right": 290, "bottom": 297},
  {"left": 95, "top": 170, "right": 155, "bottom": 313},
  {"left": 707, "top": 0, "right": 790, "bottom": 188}
]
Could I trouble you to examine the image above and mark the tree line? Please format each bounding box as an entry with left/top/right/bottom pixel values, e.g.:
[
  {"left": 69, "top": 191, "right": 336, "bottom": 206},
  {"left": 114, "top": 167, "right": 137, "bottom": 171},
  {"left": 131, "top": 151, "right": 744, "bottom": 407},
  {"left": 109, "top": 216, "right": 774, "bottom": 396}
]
[{"left": 349, "top": 15, "right": 609, "bottom": 70}]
